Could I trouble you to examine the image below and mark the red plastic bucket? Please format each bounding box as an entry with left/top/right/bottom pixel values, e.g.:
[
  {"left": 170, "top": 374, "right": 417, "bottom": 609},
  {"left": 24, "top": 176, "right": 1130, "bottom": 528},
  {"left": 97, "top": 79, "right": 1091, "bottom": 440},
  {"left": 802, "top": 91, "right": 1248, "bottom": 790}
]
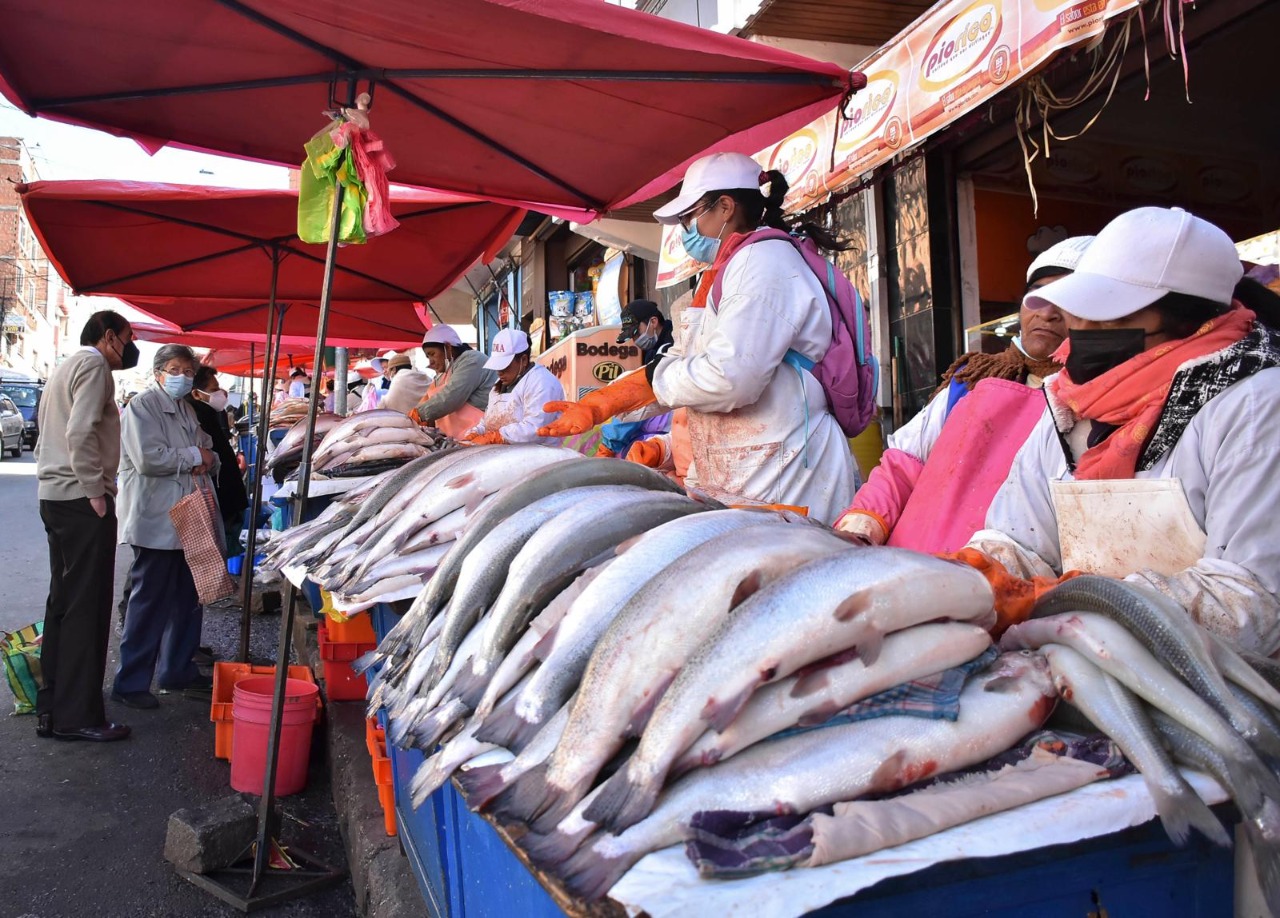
[{"left": 229, "top": 676, "right": 320, "bottom": 796}]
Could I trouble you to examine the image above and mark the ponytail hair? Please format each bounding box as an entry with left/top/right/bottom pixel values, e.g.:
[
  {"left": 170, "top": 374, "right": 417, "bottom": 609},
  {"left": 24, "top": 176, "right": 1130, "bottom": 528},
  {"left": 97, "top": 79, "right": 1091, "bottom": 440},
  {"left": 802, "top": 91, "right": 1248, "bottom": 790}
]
[{"left": 696, "top": 169, "right": 852, "bottom": 253}]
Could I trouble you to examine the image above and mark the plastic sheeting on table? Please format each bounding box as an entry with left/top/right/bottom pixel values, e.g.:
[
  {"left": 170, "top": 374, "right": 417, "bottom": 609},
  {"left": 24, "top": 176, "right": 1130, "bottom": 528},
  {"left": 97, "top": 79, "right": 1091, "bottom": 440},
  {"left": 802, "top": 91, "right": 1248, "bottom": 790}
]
[
  {"left": 272, "top": 475, "right": 375, "bottom": 500},
  {"left": 608, "top": 771, "right": 1228, "bottom": 918}
]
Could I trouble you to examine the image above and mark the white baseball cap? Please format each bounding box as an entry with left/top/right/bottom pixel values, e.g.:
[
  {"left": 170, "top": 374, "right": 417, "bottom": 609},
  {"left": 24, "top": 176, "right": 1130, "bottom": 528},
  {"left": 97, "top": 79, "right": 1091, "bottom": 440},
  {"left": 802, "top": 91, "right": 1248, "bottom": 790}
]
[
  {"left": 1026, "top": 208, "right": 1243, "bottom": 321},
  {"left": 1026, "top": 235, "right": 1095, "bottom": 284},
  {"left": 484, "top": 328, "right": 530, "bottom": 371},
  {"left": 653, "top": 152, "right": 766, "bottom": 225},
  {"left": 422, "top": 324, "right": 463, "bottom": 348}
]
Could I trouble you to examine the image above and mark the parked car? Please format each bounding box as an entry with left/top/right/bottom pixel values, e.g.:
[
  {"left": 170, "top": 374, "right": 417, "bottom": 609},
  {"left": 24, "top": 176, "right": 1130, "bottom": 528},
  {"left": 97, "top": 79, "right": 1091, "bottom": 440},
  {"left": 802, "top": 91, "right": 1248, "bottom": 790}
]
[
  {"left": 0, "top": 382, "right": 41, "bottom": 449},
  {"left": 0, "top": 394, "right": 24, "bottom": 458}
]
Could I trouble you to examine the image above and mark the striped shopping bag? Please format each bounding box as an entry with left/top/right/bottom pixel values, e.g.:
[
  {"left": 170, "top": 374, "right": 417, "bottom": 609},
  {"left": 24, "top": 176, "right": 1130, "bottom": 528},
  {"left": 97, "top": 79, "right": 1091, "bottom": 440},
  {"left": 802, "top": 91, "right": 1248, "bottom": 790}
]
[{"left": 1, "top": 621, "right": 44, "bottom": 715}]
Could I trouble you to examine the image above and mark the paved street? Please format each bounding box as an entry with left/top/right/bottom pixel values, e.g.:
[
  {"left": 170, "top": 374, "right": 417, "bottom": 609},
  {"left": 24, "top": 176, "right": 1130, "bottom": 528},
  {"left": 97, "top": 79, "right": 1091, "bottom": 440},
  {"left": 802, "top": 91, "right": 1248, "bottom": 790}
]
[{"left": 0, "top": 451, "right": 358, "bottom": 918}]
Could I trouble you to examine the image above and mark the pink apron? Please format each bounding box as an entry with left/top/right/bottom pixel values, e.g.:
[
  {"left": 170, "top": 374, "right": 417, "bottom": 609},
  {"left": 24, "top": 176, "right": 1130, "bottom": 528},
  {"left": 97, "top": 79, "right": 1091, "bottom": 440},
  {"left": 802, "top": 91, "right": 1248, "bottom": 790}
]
[
  {"left": 424, "top": 373, "right": 485, "bottom": 440},
  {"left": 888, "top": 378, "right": 1047, "bottom": 554}
]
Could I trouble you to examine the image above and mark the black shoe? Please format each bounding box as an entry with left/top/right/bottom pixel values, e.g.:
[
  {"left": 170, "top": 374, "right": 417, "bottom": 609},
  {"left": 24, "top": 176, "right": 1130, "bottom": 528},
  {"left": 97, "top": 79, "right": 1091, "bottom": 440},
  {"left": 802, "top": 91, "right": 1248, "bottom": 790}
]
[
  {"left": 158, "top": 673, "right": 213, "bottom": 696},
  {"left": 192, "top": 647, "right": 216, "bottom": 667},
  {"left": 36, "top": 713, "right": 53, "bottom": 738},
  {"left": 111, "top": 690, "right": 160, "bottom": 710},
  {"left": 53, "top": 722, "right": 131, "bottom": 742}
]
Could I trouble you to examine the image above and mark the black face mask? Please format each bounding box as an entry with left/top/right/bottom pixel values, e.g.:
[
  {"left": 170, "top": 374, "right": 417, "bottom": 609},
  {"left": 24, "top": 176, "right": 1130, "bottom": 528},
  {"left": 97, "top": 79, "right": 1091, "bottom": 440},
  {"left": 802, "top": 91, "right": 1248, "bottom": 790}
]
[
  {"left": 1065, "top": 328, "right": 1147, "bottom": 383},
  {"left": 112, "top": 335, "right": 140, "bottom": 370}
]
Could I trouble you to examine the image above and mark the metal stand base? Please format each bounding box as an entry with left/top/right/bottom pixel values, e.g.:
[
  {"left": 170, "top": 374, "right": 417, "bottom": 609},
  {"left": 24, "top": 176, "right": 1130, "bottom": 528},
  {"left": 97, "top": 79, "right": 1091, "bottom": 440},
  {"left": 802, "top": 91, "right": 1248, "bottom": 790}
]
[{"left": 176, "top": 843, "right": 345, "bottom": 913}]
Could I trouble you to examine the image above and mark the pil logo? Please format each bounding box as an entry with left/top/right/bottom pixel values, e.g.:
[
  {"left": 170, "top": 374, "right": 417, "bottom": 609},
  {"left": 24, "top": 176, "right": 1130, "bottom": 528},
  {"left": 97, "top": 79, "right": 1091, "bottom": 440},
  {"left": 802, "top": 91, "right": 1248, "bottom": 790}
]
[
  {"left": 919, "top": 1, "right": 1001, "bottom": 92},
  {"left": 593, "top": 361, "right": 625, "bottom": 382}
]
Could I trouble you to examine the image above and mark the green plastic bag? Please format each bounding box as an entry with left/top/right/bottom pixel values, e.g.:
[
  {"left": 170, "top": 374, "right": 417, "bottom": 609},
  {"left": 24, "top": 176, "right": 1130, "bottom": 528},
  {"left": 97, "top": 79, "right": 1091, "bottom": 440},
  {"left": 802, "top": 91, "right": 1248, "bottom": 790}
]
[
  {"left": 2, "top": 620, "right": 43, "bottom": 715},
  {"left": 297, "top": 120, "right": 368, "bottom": 245}
]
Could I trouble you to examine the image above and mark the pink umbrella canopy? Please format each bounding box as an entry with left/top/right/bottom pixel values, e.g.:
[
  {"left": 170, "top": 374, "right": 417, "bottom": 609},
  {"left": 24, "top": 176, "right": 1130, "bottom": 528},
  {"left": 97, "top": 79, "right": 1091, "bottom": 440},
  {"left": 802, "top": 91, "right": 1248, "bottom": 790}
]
[{"left": 0, "top": 0, "right": 861, "bottom": 218}]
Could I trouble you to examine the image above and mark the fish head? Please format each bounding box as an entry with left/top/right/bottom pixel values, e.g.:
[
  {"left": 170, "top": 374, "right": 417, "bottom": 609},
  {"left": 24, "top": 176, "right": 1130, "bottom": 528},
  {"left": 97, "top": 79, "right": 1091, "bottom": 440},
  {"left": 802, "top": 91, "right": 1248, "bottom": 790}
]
[{"left": 981, "top": 650, "right": 1054, "bottom": 696}]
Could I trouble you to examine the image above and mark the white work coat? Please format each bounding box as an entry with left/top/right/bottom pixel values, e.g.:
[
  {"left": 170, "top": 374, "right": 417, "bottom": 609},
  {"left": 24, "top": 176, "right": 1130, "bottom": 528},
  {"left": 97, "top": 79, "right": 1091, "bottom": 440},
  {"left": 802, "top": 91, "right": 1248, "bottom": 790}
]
[
  {"left": 651, "top": 235, "right": 857, "bottom": 523},
  {"left": 468, "top": 363, "right": 564, "bottom": 445},
  {"left": 973, "top": 367, "right": 1280, "bottom": 654}
]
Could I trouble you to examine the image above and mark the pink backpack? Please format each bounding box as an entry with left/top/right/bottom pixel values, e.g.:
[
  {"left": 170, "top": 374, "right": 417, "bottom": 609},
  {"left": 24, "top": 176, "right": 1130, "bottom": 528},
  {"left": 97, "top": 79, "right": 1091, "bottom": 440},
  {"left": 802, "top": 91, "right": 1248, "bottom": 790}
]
[{"left": 711, "top": 229, "right": 878, "bottom": 437}]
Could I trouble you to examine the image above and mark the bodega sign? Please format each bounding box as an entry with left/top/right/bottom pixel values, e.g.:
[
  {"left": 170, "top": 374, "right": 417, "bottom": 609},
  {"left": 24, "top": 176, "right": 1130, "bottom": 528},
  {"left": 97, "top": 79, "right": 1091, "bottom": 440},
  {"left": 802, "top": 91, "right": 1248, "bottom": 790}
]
[{"left": 919, "top": 1, "right": 1002, "bottom": 91}]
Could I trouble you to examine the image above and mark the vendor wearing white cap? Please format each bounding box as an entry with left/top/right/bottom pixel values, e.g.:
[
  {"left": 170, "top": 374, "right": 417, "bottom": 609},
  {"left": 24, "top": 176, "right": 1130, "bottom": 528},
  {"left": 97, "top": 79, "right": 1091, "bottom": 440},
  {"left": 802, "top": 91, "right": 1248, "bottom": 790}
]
[
  {"left": 462, "top": 328, "right": 564, "bottom": 446},
  {"left": 540, "top": 152, "right": 857, "bottom": 522},
  {"left": 961, "top": 206, "right": 1280, "bottom": 653},
  {"left": 409, "top": 324, "right": 496, "bottom": 439},
  {"left": 835, "top": 235, "right": 1091, "bottom": 551}
]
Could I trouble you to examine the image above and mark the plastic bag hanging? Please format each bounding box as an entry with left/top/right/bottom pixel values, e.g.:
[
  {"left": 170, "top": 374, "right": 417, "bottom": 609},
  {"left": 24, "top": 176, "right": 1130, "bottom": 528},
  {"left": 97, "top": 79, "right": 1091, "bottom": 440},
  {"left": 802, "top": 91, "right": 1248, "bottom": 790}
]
[{"left": 297, "top": 119, "right": 368, "bottom": 245}]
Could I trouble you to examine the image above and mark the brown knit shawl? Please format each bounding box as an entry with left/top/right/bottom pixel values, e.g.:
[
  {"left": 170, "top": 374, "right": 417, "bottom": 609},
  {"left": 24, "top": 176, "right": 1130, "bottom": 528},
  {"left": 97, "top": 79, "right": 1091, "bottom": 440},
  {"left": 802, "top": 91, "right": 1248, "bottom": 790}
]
[{"left": 933, "top": 345, "right": 1062, "bottom": 397}]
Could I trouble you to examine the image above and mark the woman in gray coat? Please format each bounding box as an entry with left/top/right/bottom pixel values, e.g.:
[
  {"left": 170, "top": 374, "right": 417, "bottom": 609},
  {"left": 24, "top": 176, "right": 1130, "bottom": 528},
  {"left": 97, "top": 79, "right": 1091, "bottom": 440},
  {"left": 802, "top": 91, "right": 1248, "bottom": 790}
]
[{"left": 111, "top": 345, "right": 218, "bottom": 709}]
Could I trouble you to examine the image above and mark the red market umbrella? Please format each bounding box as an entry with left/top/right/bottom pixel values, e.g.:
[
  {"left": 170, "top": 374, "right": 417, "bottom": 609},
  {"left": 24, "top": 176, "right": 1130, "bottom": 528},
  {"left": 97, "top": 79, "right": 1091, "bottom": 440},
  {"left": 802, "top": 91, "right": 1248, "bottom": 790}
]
[
  {"left": 0, "top": 0, "right": 860, "bottom": 219},
  {"left": 20, "top": 180, "right": 519, "bottom": 308}
]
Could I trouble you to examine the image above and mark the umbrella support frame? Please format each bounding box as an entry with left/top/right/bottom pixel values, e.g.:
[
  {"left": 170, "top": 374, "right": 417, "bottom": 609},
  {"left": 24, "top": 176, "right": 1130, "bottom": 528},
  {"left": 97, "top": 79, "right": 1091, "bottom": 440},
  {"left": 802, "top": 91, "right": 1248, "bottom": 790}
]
[{"left": 176, "top": 842, "right": 345, "bottom": 913}]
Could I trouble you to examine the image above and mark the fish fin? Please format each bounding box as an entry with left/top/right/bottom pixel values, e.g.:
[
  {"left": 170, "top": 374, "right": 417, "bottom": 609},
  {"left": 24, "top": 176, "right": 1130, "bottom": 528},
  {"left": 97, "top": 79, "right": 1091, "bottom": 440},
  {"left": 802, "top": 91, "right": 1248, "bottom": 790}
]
[
  {"left": 729, "top": 570, "right": 766, "bottom": 610},
  {"left": 351, "top": 649, "right": 380, "bottom": 676},
  {"left": 490, "top": 762, "right": 557, "bottom": 824},
  {"left": 410, "top": 699, "right": 470, "bottom": 751},
  {"left": 474, "top": 695, "right": 540, "bottom": 753},
  {"left": 703, "top": 679, "right": 762, "bottom": 734},
  {"left": 1147, "top": 777, "right": 1229, "bottom": 848},
  {"left": 1243, "top": 820, "right": 1280, "bottom": 918},
  {"left": 855, "top": 627, "right": 883, "bottom": 667},
  {"left": 582, "top": 765, "right": 658, "bottom": 833},
  {"left": 451, "top": 665, "right": 492, "bottom": 711},
  {"left": 833, "top": 591, "right": 871, "bottom": 622},
  {"left": 557, "top": 838, "right": 638, "bottom": 902},
  {"left": 670, "top": 745, "right": 722, "bottom": 781},
  {"left": 409, "top": 755, "right": 454, "bottom": 808},
  {"left": 444, "top": 471, "right": 477, "bottom": 491},
  {"left": 454, "top": 763, "right": 509, "bottom": 812},
  {"left": 983, "top": 676, "right": 1021, "bottom": 693},
  {"left": 797, "top": 699, "right": 846, "bottom": 728},
  {"left": 623, "top": 674, "right": 676, "bottom": 737},
  {"left": 522, "top": 827, "right": 590, "bottom": 869},
  {"left": 1242, "top": 722, "right": 1280, "bottom": 763},
  {"left": 790, "top": 647, "right": 862, "bottom": 698}
]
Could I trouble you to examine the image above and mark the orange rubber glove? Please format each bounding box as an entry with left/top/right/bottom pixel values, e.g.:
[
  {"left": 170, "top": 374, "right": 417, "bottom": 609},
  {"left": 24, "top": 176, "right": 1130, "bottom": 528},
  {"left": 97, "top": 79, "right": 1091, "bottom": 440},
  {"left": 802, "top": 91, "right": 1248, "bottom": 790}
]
[
  {"left": 467, "top": 430, "right": 506, "bottom": 446},
  {"left": 539, "top": 371, "right": 658, "bottom": 438},
  {"left": 407, "top": 407, "right": 427, "bottom": 426},
  {"left": 595, "top": 444, "right": 616, "bottom": 459},
  {"left": 626, "top": 437, "right": 665, "bottom": 468},
  {"left": 939, "top": 548, "right": 1081, "bottom": 638}
]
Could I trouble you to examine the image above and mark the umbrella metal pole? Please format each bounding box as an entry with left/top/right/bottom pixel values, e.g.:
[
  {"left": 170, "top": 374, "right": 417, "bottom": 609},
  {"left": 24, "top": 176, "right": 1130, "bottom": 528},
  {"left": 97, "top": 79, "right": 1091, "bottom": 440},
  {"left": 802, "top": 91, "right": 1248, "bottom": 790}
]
[
  {"left": 249, "top": 183, "right": 346, "bottom": 896},
  {"left": 238, "top": 252, "right": 284, "bottom": 662}
]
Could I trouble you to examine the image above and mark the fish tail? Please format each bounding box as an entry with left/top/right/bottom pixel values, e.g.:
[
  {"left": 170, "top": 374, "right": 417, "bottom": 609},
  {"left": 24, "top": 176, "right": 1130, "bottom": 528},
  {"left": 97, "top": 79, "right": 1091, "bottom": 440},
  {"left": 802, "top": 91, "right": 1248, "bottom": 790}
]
[
  {"left": 410, "top": 699, "right": 469, "bottom": 751},
  {"left": 350, "top": 649, "right": 380, "bottom": 676},
  {"left": 474, "top": 698, "right": 542, "bottom": 754},
  {"left": 489, "top": 761, "right": 557, "bottom": 824},
  {"left": 556, "top": 840, "right": 635, "bottom": 902},
  {"left": 409, "top": 754, "right": 452, "bottom": 808},
  {"left": 521, "top": 827, "right": 587, "bottom": 868},
  {"left": 386, "top": 703, "right": 419, "bottom": 750},
  {"left": 451, "top": 664, "right": 492, "bottom": 711},
  {"left": 1244, "top": 819, "right": 1280, "bottom": 918},
  {"left": 453, "top": 762, "right": 508, "bottom": 811},
  {"left": 582, "top": 766, "right": 657, "bottom": 833},
  {"left": 1160, "top": 779, "right": 1232, "bottom": 848}
]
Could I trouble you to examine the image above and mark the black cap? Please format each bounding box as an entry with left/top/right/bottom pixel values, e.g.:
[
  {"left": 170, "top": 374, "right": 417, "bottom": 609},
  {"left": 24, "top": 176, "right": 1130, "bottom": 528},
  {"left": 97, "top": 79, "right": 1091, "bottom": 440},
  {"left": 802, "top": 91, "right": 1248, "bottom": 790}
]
[
  {"left": 616, "top": 299, "right": 663, "bottom": 344},
  {"left": 289, "top": 366, "right": 306, "bottom": 378}
]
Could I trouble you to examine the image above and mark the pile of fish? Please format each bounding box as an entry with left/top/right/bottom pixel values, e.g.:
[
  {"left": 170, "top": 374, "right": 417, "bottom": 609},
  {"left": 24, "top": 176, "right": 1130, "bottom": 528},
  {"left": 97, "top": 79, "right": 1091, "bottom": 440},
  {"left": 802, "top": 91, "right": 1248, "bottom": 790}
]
[
  {"left": 269, "top": 397, "right": 313, "bottom": 429},
  {"left": 268, "top": 441, "right": 1280, "bottom": 907},
  {"left": 1003, "top": 576, "right": 1280, "bottom": 912},
  {"left": 310, "top": 410, "right": 445, "bottom": 477},
  {"left": 265, "top": 412, "right": 343, "bottom": 474}
]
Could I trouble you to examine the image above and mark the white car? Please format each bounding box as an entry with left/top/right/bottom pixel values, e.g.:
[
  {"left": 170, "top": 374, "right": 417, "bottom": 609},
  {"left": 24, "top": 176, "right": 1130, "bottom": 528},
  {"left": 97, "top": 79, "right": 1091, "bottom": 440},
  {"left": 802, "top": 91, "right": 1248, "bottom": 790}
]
[{"left": 0, "top": 394, "right": 24, "bottom": 458}]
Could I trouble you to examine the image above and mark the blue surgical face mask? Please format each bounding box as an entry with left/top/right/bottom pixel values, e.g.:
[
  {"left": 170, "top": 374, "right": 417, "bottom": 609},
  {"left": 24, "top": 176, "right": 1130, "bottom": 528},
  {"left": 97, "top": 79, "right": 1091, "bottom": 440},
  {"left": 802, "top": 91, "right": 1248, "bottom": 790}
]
[
  {"left": 681, "top": 214, "right": 722, "bottom": 264},
  {"left": 162, "top": 372, "right": 194, "bottom": 399}
]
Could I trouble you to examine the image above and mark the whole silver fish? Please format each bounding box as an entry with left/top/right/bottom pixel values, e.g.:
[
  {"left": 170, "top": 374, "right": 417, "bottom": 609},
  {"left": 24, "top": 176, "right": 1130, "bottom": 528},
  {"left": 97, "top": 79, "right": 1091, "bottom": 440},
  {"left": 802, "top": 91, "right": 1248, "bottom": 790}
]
[
  {"left": 265, "top": 412, "right": 342, "bottom": 470},
  {"left": 584, "top": 548, "right": 996, "bottom": 833},
  {"left": 674, "top": 622, "right": 993, "bottom": 777},
  {"left": 1035, "top": 576, "right": 1280, "bottom": 758},
  {"left": 424, "top": 487, "right": 645, "bottom": 691},
  {"left": 351, "top": 445, "right": 579, "bottom": 584},
  {"left": 1041, "top": 643, "right": 1228, "bottom": 847},
  {"left": 1002, "top": 613, "right": 1280, "bottom": 810},
  {"left": 405, "top": 458, "right": 688, "bottom": 651},
  {"left": 497, "top": 523, "right": 847, "bottom": 830},
  {"left": 553, "top": 652, "right": 1057, "bottom": 900},
  {"left": 450, "top": 492, "right": 709, "bottom": 709},
  {"left": 473, "top": 509, "right": 774, "bottom": 748}
]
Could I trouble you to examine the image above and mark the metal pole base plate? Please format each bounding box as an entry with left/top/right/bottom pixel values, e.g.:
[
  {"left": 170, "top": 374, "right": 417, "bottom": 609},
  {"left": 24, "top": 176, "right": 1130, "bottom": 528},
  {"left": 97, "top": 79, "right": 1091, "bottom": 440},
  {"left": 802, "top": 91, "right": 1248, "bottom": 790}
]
[{"left": 176, "top": 843, "right": 345, "bottom": 913}]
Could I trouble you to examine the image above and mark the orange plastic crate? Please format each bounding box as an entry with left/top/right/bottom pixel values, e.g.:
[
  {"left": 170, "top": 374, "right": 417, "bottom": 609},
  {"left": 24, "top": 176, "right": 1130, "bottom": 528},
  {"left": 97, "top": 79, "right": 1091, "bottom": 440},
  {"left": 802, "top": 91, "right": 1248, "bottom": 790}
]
[
  {"left": 365, "top": 718, "right": 396, "bottom": 836},
  {"left": 316, "top": 626, "right": 375, "bottom": 701},
  {"left": 210, "top": 661, "right": 317, "bottom": 761},
  {"left": 325, "top": 608, "right": 376, "bottom": 644}
]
